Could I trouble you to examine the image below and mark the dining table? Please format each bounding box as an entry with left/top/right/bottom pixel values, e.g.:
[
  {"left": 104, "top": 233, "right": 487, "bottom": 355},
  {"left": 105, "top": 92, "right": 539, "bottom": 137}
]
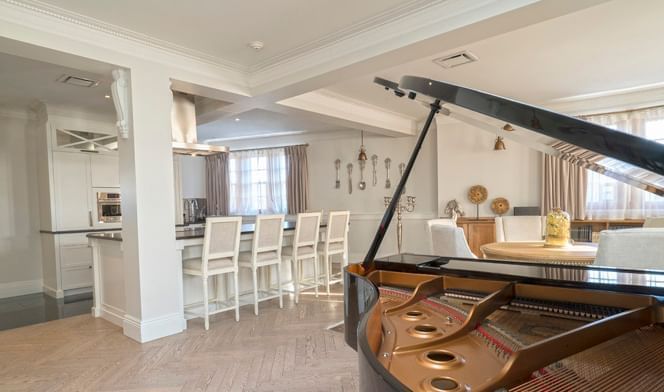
[{"left": 480, "top": 241, "right": 597, "bottom": 265}]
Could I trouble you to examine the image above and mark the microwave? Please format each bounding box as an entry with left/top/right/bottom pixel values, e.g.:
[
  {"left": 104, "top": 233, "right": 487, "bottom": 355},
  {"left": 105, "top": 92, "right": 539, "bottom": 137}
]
[{"left": 97, "top": 191, "right": 121, "bottom": 224}]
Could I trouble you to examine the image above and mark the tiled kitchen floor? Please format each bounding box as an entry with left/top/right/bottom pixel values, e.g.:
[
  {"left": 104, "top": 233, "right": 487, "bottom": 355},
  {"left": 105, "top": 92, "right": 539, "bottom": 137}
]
[{"left": 0, "top": 292, "right": 92, "bottom": 331}]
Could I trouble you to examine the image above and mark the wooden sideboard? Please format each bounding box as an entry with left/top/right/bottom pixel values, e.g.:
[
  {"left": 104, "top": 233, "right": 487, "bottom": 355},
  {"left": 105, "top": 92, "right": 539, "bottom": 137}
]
[{"left": 456, "top": 217, "right": 496, "bottom": 258}]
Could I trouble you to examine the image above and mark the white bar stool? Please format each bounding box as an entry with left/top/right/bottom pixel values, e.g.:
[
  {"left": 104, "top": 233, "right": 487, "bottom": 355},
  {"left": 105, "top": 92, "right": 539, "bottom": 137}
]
[
  {"left": 182, "top": 216, "right": 242, "bottom": 330},
  {"left": 239, "top": 214, "right": 285, "bottom": 315},
  {"left": 320, "top": 210, "right": 350, "bottom": 295},
  {"left": 282, "top": 212, "right": 322, "bottom": 303}
]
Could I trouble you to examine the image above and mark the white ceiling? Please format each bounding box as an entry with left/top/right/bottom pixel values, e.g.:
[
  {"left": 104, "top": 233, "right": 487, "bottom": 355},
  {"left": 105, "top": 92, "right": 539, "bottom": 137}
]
[
  {"left": 38, "top": 0, "right": 411, "bottom": 69},
  {"left": 197, "top": 108, "right": 356, "bottom": 141},
  {"left": 327, "top": 0, "right": 664, "bottom": 119},
  {"left": 0, "top": 51, "right": 115, "bottom": 114}
]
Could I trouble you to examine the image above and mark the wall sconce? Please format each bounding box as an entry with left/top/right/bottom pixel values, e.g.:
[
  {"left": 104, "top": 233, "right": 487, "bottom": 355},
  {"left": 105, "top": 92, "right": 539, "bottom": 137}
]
[{"left": 494, "top": 136, "right": 506, "bottom": 150}]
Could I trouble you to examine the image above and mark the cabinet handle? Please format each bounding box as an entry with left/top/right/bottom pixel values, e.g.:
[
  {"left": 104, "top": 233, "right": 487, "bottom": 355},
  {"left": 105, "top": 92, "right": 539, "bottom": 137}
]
[{"left": 89, "top": 211, "right": 93, "bottom": 227}]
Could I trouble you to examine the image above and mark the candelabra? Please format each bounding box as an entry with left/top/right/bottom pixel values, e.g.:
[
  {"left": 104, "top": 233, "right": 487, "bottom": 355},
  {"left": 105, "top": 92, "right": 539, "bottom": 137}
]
[{"left": 384, "top": 195, "right": 416, "bottom": 254}]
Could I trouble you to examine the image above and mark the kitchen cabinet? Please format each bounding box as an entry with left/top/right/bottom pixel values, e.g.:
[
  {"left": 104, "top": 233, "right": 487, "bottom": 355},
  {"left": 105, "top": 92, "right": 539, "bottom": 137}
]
[
  {"left": 53, "top": 151, "right": 93, "bottom": 230},
  {"left": 90, "top": 155, "right": 120, "bottom": 188},
  {"left": 40, "top": 232, "right": 94, "bottom": 297}
]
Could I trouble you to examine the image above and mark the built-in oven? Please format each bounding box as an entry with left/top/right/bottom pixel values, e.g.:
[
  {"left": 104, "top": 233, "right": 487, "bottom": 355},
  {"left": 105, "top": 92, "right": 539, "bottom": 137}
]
[{"left": 96, "top": 191, "right": 121, "bottom": 224}]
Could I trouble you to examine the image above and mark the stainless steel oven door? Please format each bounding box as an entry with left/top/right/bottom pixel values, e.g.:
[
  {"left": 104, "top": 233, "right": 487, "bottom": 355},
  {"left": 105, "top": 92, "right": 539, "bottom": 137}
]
[{"left": 97, "top": 192, "right": 122, "bottom": 224}]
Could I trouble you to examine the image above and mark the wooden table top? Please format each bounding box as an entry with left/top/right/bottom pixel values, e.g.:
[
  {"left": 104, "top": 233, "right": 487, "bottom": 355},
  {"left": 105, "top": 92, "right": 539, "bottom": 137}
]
[{"left": 480, "top": 241, "right": 597, "bottom": 265}]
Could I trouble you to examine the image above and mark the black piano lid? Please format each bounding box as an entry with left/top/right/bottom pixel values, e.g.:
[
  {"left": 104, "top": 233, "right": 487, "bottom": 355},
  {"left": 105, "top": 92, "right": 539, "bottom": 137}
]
[
  {"left": 398, "top": 76, "right": 664, "bottom": 196},
  {"left": 375, "top": 253, "right": 664, "bottom": 297}
]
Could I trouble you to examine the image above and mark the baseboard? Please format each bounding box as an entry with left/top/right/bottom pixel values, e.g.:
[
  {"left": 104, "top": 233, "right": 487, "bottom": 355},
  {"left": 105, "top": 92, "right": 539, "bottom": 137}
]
[
  {"left": 42, "top": 284, "right": 64, "bottom": 299},
  {"left": 98, "top": 303, "right": 125, "bottom": 327},
  {"left": 0, "top": 279, "right": 43, "bottom": 299},
  {"left": 123, "top": 312, "right": 185, "bottom": 343}
]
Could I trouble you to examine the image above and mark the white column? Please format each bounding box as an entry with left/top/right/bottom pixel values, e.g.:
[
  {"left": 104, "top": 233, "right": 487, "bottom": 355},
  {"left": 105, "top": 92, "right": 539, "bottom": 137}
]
[{"left": 116, "top": 66, "right": 184, "bottom": 342}]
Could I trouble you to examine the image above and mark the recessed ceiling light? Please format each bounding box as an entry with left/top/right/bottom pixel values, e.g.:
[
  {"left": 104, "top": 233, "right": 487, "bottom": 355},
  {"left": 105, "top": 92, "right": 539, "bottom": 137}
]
[
  {"left": 104, "top": 94, "right": 111, "bottom": 99},
  {"left": 247, "top": 41, "right": 264, "bottom": 51},
  {"left": 234, "top": 118, "right": 241, "bottom": 122}
]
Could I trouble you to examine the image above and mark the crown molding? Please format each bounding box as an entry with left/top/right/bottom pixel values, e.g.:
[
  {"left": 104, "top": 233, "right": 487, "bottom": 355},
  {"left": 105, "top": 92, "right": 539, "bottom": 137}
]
[
  {"left": 2, "top": 0, "right": 539, "bottom": 99},
  {"left": 3, "top": 0, "right": 246, "bottom": 73},
  {"left": 544, "top": 84, "right": 664, "bottom": 116},
  {"left": 248, "top": 0, "right": 539, "bottom": 93},
  {"left": 248, "top": 0, "right": 443, "bottom": 73}
]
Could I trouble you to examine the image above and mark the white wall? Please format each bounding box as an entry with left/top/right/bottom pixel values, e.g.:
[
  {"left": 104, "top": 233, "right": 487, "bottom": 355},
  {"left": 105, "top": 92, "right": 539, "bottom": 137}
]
[
  {"left": 224, "top": 128, "right": 439, "bottom": 260},
  {"left": 179, "top": 155, "right": 206, "bottom": 199},
  {"left": 437, "top": 118, "right": 542, "bottom": 218},
  {"left": 0, "top": 109, "right": 43, "bottom": 297}
]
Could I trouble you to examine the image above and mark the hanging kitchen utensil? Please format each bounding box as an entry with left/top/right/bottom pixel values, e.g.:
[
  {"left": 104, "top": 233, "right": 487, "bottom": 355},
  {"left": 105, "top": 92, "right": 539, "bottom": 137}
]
[
  {"left": 384, "top": 158, "right": 392, "bottom": 189},
  {"left": 398, "top": 162, "right": 406, "bottom": 194},
  {"left": 358, "top": 160, "right": 366, "bottom": 190},
  {"left": 334, "top": 159, "right": 341, "bottom": 189},
  {"left": 371, "top": 154, "right": 378, "bottom": 186},
  {"left": 347, "top": 163, "right": 353, "bottom": 194}
]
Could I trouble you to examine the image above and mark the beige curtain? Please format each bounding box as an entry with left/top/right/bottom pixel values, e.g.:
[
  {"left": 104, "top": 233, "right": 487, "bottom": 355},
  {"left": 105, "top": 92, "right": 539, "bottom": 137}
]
[
  {"left": 205, "top": 153, "right": 230, "bottom": 216},
  {"left": 541, "top": 142, "right": 598, "bottom": 220},
  {"left": 285, "top": 145, "right": 310, "bottom": 214}
]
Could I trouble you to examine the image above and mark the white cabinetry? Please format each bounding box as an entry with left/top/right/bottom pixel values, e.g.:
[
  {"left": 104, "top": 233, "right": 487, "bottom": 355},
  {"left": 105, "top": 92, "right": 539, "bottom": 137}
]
[
  {"left": 58, "top": 233, "right": 94, "bottom": 290},
  {"left": 91, "top": 155, "right": 120, "bottom": 188},
  {"left": 53, "top": 151, "right": 93, "bottom": 230}
]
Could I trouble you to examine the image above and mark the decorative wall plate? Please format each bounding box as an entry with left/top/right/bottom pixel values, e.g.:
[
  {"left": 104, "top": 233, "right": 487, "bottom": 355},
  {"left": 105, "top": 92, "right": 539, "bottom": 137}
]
[
  {"left": 468, "top": 185, "right": 488, "bottom": 204},
  {"left": 491, "top": 197, "right": 510, "bottom": 215}
]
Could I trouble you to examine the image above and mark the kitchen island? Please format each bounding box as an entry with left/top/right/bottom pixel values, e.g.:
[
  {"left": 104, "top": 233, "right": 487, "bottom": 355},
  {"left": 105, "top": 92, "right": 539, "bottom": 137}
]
[{"left": 88, "top": 221, "right": 329, "bottom": 329}]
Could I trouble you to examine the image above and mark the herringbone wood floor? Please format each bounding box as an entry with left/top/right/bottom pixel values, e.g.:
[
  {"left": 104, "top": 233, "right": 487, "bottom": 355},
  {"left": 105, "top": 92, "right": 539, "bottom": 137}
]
[{"left": 0, "top": 285, "right": 358, "bottom": 392}]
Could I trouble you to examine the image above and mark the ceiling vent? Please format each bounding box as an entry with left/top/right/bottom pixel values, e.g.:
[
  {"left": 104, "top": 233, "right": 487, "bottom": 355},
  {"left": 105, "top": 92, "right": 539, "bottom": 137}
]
[
  {"left": 433, "top": 51, "right": 478, "bottom": 69},
  {"left": 56, "top": 74, "right": 99, "bottom": 88}
]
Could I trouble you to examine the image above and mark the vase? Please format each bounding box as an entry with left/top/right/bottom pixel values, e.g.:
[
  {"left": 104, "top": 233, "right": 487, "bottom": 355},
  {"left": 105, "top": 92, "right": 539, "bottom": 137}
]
[{"left": 545, "top": 208, "right": 571, "bottom": 247}]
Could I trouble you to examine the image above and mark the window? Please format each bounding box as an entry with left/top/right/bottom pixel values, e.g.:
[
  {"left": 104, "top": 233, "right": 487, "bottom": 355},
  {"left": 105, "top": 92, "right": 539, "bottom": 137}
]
[
  {"left": 228, "top": 148, "right": 287, "bottom": 215},
  {"left": 583, "top": 107, "right": 664, "bottom": 219}
]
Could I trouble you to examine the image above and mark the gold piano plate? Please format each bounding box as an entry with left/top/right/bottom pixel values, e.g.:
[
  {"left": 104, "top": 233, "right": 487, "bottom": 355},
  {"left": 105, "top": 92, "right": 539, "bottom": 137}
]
[{"left": 363, "top": 270, "right": 664, "bottom": 391}]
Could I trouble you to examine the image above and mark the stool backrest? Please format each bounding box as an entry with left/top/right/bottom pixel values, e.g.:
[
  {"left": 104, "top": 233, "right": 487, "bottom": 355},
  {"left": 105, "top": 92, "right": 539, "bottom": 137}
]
[
  {"left": 324, "top": 210, "right": 350, "bottom": 250},
  {"left": 252, "top": 214, "right": 285, "bottom": 259},
  {"left": 203, "top": 216, "right": 243, "bottom": 272},
  {"left": 293, "top": 212, "right": 321, "bottom": 255}
]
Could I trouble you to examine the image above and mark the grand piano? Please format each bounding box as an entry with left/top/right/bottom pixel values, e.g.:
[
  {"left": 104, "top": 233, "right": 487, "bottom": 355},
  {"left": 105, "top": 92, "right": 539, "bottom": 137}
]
[{"left": 344, "top": 76, "right": 664, "bottom": 392}]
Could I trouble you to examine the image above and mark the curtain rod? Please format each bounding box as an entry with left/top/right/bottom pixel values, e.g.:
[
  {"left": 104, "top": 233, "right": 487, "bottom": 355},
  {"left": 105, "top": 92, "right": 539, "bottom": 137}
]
[{"left": 229, "top": 143, "right": 309, "bottom": 153}]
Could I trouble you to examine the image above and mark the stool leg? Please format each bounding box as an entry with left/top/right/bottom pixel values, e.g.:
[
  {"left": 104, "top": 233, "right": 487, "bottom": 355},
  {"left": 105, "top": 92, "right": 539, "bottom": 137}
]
[
  {"left": 325, "top": 253, "right": 331, "bottom": 296},
  {"left": 252, "top": 267, "right": 259, "bottom": 316},
  {"left": 202, "top": 275, "right": 209, "bottom": 330},
  {"left": 277, "top": 262, "right": 283, "bottom": 309},
  {"left": 292, "top": 259, "right": 300, "bottom": 304},
  {"left": 233, "top": 271, "right": 240, "bottom": 322}
]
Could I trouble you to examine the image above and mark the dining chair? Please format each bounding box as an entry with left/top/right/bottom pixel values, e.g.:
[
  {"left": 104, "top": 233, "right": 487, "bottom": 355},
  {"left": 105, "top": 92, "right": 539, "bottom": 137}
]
[
  {"left": 430, "top": 225, "right": 476, "bottom": 259},
  {"left": 282, "top": 212, "right": 322, "bottom": 303},
  {"left": 594, "top": 228, "right": 664, "bottom": 269},
  {"left": 182, "top": 216, "right": 242, "bottom": 330},
  {"left": 320, "top": 210, "right": 350, "bottom": 295},
  {"left": 239, "top": 214, "right": 285, "bottom": 315},
  {"left": 495, "top": 216, "right": 546, "bottom": 242},
  {"left": 644, "top": 217, "right": 664, "bottom": 228},
  {"left": 426, "top": 219, "right": 456, "bottom": 254}
]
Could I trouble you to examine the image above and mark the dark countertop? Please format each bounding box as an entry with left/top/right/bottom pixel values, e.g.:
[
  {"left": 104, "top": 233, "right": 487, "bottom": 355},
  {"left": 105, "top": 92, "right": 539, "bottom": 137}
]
[
  {"left": 41, "top": 227, "right": 122, "bottom": 235},
  {"left": 88, "top": 220, "right": 326, "bottom": 242}
]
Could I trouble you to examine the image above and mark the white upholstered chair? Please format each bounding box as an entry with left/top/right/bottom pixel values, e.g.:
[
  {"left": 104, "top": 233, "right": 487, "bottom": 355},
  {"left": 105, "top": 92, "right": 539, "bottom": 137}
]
[
  {"left": 239, "top": 214, "right": 285, "bottom": 315},
  {"left": 594, "top": 228, "right": 664, "bottom": 269},
  {"left": 644, "top": 217, "right": 664, "bottom": 228},
  {"left": 282, "top": 212, "right": 322, "bottom": 303},
  {"left": 320, "top": 210, "right": 350, "bottom": 295},
  {"left": 182, "top": 216, "right": 242, "bottom": 330},
  {"left": 426, "top": 219, "right": 456, "bottom": 254},
  {"left": 430, "top": 225, "right": 476, "bottom": 259},
  {"left": 495, "top": 216, "right": 546, "bottom": 242}
]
